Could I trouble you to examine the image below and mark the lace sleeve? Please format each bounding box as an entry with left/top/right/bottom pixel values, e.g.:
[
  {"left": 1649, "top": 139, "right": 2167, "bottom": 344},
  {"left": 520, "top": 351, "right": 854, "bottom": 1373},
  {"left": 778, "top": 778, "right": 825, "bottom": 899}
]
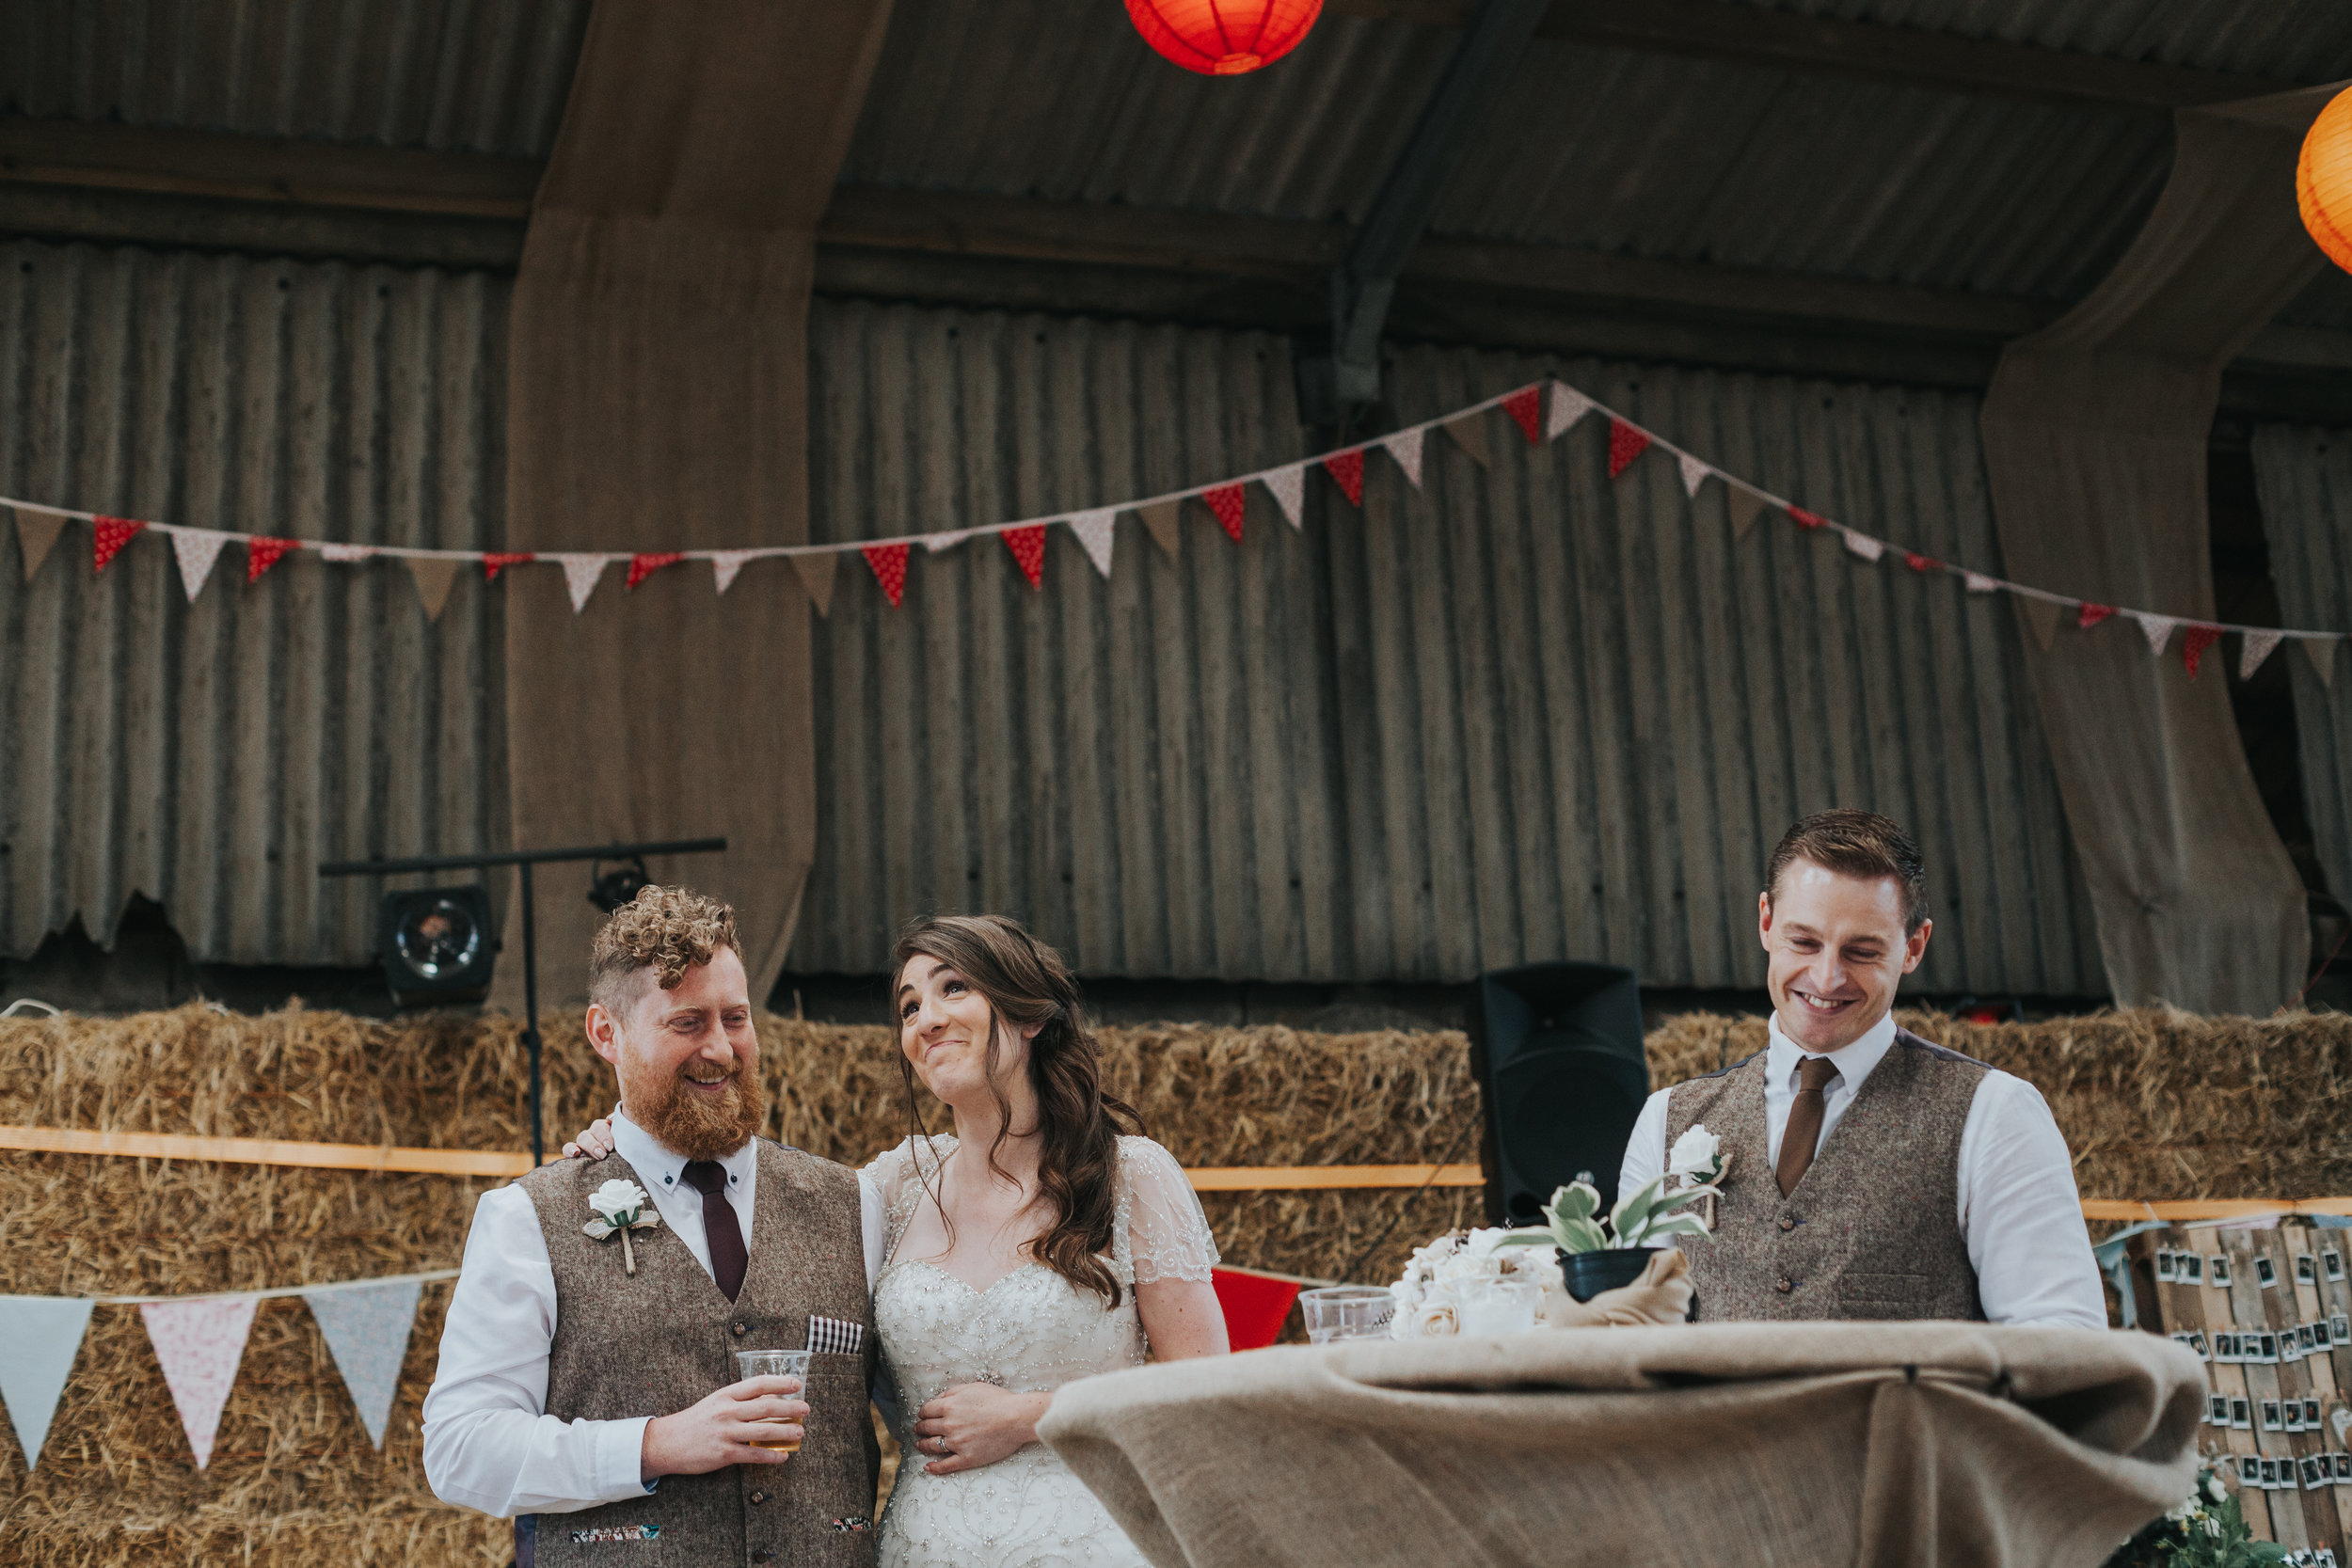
[
  {"left": 1118, "top": 1136, "right": 1219, "bottom": 1286},
  {"left": 862, "top": 1134, "right": 952, "bottom": 1259}
]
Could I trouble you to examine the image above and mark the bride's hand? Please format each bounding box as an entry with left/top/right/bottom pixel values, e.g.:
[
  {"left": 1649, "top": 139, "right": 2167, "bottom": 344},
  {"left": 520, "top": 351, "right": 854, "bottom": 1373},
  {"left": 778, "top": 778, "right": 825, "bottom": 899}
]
[
  {"left": 561, "top": 1101, "right": 623, "bottom": 1161},
  {"left": 911, "top": 1382, "right": 1052, "bottom": 1475}
]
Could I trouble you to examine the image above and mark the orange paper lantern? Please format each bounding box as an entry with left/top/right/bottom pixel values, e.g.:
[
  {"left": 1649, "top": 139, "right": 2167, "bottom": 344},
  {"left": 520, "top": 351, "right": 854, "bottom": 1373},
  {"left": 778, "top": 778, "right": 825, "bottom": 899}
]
[
  {"left": 2297, "top": 85, "right": 2352, "bottom": 274},
  {"left": 1124, "top": 0, "right": 1323, "bottom": 76}
]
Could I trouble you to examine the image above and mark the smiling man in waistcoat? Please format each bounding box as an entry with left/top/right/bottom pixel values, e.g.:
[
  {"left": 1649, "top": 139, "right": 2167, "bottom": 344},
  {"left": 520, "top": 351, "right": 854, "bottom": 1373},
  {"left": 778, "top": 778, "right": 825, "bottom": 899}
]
[
  {"left": 423, "top": 886, "right": 886, "bottom": 1567},
  {"left": 1617, "top": 810, "right": 2105, "bottom": 1326}
]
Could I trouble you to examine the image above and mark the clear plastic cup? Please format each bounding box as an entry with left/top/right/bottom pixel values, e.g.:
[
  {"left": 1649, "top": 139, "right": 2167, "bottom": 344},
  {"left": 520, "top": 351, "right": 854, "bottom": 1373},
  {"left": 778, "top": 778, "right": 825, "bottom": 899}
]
[
  {"left": 1454, "top": 1277, "right": 1543, "bottom": 1337},
  {"left": 734, "top": 1349, "right": 812, "bottom": 1451},
  {"left": 1299, "top": 1286, "right": 1396, "bottom": 1343}
]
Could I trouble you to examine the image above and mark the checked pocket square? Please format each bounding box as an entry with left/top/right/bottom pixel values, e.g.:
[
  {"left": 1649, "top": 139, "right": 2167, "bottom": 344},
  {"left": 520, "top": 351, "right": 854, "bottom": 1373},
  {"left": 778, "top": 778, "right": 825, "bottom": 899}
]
[{"left": 806, "top": 1315, "right": 863, "bottom": 1355}]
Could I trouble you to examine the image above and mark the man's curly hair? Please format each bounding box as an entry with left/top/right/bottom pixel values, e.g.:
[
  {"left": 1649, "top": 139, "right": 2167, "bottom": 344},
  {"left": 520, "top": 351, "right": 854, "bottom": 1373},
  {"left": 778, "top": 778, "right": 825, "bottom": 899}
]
[{"left": 589, "top": 885, "right": 741, "bottom": 1010}]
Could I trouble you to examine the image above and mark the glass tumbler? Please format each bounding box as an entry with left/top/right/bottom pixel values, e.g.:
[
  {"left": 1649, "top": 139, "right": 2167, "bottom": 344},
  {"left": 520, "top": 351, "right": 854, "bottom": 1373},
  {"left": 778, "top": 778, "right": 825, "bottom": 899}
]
[
  {"left": 734, "top": 1349, "right": 813, "bottom": 1451},
  {"left": 1454, "top": 1277, "right": 1544, "bottom": 1337},
  {"left": 1299, "top": 1286, "right": 1396, "bottom": 1343}
]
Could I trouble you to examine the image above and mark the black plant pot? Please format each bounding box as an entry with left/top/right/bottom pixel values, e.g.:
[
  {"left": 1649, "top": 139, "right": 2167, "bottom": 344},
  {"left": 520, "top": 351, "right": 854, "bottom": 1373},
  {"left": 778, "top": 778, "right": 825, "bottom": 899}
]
[{"left": 1558, "top": 1245, "right": 1699, "bottom": 1321}]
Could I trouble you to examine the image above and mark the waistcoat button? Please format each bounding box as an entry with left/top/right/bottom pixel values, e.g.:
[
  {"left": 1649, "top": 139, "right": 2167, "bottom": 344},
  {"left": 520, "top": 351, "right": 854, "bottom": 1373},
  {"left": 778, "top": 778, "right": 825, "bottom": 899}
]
[
  {"left": 1775, "top": 1276, "right": 1794, "bottom": 1293},
  {"left": 733, "top": 1322, "right": 749, "bottom": 1337},
  {"left": 1779, "top": 1217, "right": 1797, "bottom": 1231},
  {"left": 749, "top": 1491, "right": 766, "bottom": 1505}
]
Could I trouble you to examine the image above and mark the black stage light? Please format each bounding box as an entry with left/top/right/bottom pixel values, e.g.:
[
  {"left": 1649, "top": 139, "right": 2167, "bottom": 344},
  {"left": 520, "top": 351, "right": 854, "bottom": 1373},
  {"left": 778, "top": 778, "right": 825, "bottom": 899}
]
[
  {"left": 379, "top": 886, "right": 497, "bottom": 1005},
  {"left": 1467, "top": 961, "right": 1648, "bottom": 1225},
  {"left": 587, "top": 856, "right": 652, "bottom": 914}
]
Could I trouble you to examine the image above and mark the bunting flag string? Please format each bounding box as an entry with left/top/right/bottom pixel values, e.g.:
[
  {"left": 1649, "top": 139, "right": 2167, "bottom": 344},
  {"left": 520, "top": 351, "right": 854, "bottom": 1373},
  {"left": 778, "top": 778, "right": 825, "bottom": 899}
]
[
  {"left": 0, "top": 1269, "right": 454, "bottom": 1474},
  {"left": 9, "top": 374, "right": 2347, "bottom": 672}
]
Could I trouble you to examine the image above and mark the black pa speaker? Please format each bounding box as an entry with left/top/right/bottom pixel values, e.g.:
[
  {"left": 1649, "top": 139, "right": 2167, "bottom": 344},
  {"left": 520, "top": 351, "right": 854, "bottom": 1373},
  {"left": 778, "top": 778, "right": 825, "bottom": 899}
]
[
  {"left": 378, "top": 885, "right": 497, "bottom": 1005},
  {"left": 1468, "top": 961, "right": 1648, "bottom": 1226}
]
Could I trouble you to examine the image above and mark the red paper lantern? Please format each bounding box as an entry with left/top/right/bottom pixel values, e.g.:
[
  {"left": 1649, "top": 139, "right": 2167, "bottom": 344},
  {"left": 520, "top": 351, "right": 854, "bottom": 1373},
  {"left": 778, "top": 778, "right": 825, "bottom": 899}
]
[
  {"left": 2300, "top": 85, "right": 2352, "bottom": 275},
  {"left": 1125, "top": 0, "right": 1323, "bottom": 76}
]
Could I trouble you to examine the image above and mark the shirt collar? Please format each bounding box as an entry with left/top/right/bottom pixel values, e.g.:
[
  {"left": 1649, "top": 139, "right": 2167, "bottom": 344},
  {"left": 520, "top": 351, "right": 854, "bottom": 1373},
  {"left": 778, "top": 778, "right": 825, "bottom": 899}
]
[
  {"left": 1766, "top": 1007, "right": 1899, "bottom": 1092},
  {"left": 612, "top": 1111, "right": 757, "bottom": 1201}
]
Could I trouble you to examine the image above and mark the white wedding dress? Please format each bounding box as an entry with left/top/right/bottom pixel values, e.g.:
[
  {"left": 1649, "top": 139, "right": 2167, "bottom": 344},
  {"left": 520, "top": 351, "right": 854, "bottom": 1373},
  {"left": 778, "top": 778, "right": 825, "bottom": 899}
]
[{"left": 864, "top": 1133, "right": 1218, "bottom": 1568}]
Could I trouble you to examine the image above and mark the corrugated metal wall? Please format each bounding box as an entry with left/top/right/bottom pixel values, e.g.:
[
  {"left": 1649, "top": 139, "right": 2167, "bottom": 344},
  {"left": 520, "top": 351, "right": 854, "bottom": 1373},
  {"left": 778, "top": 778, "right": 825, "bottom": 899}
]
[
  {"left": 792, "top": 302, "right": 2103, "bottom": 992},
  {"left": 2249, "top": 424, "right": 2352, "bottom": 906},
  {"left": 0, "top": 239, "right": 508, "bottom": 965}
]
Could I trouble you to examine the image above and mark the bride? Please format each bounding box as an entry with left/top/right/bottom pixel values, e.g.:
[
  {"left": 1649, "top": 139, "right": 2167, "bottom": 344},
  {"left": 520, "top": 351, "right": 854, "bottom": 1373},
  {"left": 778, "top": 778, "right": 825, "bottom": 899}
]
[{"left": 569, "top": 913, "right": 1229, "bottom": 1567}]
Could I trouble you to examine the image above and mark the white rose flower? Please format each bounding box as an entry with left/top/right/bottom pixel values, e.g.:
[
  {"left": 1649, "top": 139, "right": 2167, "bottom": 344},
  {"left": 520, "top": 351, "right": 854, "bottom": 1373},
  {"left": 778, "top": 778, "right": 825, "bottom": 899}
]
[
  {"left": 590, "top": 1179, "right": 650, "bottom": 1225},
  {"left": 1406, "top": 1292, "right": 1460, "bottom": 1338},
  {"left": 1668, "top": 1123, "right": 1721, "bottom": 1180}
]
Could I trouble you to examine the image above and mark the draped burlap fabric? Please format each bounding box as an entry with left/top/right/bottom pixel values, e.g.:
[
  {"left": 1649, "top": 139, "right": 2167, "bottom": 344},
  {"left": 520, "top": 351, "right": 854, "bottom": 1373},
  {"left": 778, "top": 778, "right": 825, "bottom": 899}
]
[
  {"left": 500, "top": 0, "right": 895, "bottom": 1006},
  {"left": 1979, "top": 88, "right": 2337, "bottom": 1014},
  {"left": 1039, "top": 1323, "right": 2201, "bottom": 1568}
]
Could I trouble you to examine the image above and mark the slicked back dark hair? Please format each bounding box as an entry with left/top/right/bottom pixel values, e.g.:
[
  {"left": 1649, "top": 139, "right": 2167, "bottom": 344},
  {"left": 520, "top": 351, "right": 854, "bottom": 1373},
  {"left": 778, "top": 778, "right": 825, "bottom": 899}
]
[{"left": 1765, "top": 810, "right": 1929, "bottom": 933}]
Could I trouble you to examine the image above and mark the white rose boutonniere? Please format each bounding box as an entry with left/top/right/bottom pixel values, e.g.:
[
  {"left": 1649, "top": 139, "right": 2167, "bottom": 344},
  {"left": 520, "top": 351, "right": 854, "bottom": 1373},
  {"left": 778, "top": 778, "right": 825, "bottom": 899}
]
[
  {"left": 582, "top": 1178, "right": 663, "bottom": 1275},
  {"left": 1668, "top": 1123, "right": 1728, "bottom": 1187}
]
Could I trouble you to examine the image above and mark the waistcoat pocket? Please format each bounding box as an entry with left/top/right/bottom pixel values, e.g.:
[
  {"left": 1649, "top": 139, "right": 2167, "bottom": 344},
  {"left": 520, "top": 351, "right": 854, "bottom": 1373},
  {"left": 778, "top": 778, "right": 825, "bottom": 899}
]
[{"left": 1834, "top": 1271, "right": 1930, "bottom": 1315}]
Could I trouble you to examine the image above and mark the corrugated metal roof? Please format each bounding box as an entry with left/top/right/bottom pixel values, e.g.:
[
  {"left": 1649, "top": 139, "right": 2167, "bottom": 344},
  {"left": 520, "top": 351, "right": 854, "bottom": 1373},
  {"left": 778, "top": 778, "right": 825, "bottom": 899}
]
[
  {"left": 0, "top": 0, "right": 591, "bottom": 154},
  {"left": 1745, "top": 0, "right": 2352, "bottom": 79},
  {"left": 839, "top": 0, "right": 2290, "bottom": 301},
  {"left": 0, "top": 238, "right": 509, "bottom": 964},
  {"left": 790, "top": 299, "right": 2102, "bottom": 991},
  {"left": 2249, "top": 423, "right": 2352, "bottom": 908}
]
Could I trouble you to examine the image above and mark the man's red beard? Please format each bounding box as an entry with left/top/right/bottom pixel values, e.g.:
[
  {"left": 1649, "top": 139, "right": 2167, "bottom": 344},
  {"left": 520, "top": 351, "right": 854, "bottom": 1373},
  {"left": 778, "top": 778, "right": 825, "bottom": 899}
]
[{"left": 625, "top": 1053, "right": 766, "bottom": 1162}]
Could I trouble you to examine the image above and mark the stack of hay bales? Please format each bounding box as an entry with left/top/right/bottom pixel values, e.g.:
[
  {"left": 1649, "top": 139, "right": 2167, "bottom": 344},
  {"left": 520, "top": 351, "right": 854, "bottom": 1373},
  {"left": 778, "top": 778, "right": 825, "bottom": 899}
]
[{"left": 0, "top": 1002, "right": 2346, "bottom": 1563}]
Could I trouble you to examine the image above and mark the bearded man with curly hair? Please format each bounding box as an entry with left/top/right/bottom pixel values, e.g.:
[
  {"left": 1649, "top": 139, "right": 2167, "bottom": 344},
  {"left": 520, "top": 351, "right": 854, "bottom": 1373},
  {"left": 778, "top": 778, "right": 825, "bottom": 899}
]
[{"left": 424, "top": 886, "right": 887, "bottom": 1568}]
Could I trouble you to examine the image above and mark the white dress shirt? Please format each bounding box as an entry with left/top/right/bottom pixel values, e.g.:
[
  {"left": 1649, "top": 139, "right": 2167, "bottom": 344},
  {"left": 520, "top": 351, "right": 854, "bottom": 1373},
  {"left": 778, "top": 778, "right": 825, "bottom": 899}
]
[
  {"left": 421, "top": 1114, "right": 888, "bottom": 1518},
  {"left": 1617, "top": 1010, "right": 2106, "bottom": 1328}
]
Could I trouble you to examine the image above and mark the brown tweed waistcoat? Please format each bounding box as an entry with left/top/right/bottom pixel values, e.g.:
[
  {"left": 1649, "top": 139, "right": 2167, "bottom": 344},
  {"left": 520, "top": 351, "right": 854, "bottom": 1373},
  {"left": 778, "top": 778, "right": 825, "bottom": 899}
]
[
  {"left": 1663, "top": 1029, "right": 1988, "bottom": 1323},
  {"left": 517, "top": 1139, "right": 879, "bottom": 1568}
]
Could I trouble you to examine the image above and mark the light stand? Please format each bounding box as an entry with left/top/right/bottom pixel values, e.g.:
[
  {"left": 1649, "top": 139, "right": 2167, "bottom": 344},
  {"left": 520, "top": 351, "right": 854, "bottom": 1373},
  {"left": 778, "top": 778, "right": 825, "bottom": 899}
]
[{"left": 320, "top": 836, "right": 726, "bottom": 1164}]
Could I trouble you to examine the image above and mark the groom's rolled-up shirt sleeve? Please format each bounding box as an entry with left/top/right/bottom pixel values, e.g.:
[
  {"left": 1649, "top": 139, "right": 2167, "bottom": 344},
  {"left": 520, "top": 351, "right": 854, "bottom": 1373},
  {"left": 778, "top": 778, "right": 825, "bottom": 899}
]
[{"left": 422, "top": 1184, "right": 654, "bottom": 1517}]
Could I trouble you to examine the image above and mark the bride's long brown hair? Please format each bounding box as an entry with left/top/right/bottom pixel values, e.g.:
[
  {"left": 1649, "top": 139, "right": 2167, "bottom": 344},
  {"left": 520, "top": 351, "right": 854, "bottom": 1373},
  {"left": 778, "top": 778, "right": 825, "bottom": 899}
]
[{"left": 891, "top": 914, "right": 1141, "bottom": 1307}]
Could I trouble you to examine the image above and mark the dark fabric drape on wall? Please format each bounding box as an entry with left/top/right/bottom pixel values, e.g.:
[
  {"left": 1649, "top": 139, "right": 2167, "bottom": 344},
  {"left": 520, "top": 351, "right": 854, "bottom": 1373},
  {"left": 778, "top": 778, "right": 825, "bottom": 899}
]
[
  {"left": 1979, "top": 89, "right": 2331, "bottom": 1013},
  {"left": 2251, "top": 424, "right": 2352, "bottom": 917},
  {"left": 500, "top": 0, "right": 896, "bottom": 1006}
]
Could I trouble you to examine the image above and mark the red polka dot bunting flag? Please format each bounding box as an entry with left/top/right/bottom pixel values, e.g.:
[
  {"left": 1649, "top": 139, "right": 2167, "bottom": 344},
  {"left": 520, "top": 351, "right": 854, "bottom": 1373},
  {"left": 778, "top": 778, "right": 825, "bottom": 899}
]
[
  {"left": 1003, "top": 524, "right": 1047, "bottom": 589},
  {"left": 93, "top": 516, "right": 145, "bottom": 572},
  {"left": 246, "top": 537, "right": 297, "bottom": 582},
  {"left": 2078, "top": 603, "right": 2116, "bottom": 629},
  {"left": 1905, "top": 552, "right": 1940, "bottom": 574},
  {"left": 864, "top": 543, "right": 910, "bottom": 608},
  {"left": 2181, "top": 625, "right": 2222, "bottom": 679},
  {"left": 1324, "top": 449, "right": 1365, "bottom": 507},
  {"left": 1787, "top": 506, "right": 1829, "bottom": 531},
  {"left": 627, "top": 551, "right": 684, "bottom": 589},
  {"left": 482, "top": 552, "right": 534, "bottom": 581},
  {"left": 1501, "top": 387, "right": 1543, "bottom": 446},
  {"left": 1203, "top": 483, "right": 1246, "bottom": 543},
  {"left": 1606, "top": 420, "right": 1651, "bottom": 479}
]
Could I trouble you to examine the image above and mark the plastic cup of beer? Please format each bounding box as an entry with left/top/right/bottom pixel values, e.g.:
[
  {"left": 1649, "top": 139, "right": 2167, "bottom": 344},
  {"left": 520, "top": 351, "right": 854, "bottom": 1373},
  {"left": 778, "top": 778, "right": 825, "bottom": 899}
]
[{"left": 735, "top": 1349, "right": 812, "bottom": 1451}]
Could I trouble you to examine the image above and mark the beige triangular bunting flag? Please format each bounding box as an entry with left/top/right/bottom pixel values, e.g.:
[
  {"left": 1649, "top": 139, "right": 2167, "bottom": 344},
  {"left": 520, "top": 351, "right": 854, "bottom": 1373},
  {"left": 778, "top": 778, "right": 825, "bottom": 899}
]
[
  {"left": 791, "top": 551, "right": 839, "bottom": 618},
  {"left": 406, "top": 558, "right": 459, "bottom": 622},
  {"left": 13, "top": 506, "right": 69, "bottom": 582},
  {"left": 2303, "top": 636, "right": 2340, "bottom": 688},
  {"left": 2016, "top": 595, "right": 2061, "bottom": 652},
  {"left": 2239, "top": 630, "right": 2284, "bottom": 681},
  {"left": 1726, "top": 486, "right": 1769, "bottom": 540},
  {"left": 1139, "top": 499, "right": 1182, "bottom": 561},
  {"left": 1442, "top": 411, "right": 1490, "bottom": 469}
]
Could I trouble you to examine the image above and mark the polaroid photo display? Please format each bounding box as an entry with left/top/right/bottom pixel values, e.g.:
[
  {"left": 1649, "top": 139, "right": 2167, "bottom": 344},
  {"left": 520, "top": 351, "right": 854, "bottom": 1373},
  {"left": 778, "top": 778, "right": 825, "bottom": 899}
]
[
  {"left": 2327, "top": 1248, "right": 2345, "bottom": 1283},
  {"left": 2212, "top": 1255, "right": 2233, "bottom": 1287},
  {"left": 2332, "top": 1313, "right": 2349, "bottom": 1341},
  {"left": 2265, "top": 1399, "right": 2285, "bottom": 1431},
  {"left": 2192, "top": 1330, "right": 2211, "bottom": 1358},
  {"left": 2232, "top": 1396, "right": 2253, "bottom": 1430},
  {"left": 2258, "top": 1256, "right": 2280, "bottom": 1289},
  {"left": 2262, "top": 1332, "right": 2280, "bottom": 1361},
  {"left": 2336, "top": 1454, "right": 2352, "bottom": 1482},
  {"left": 2305, "top": 1397, "right": 2323, "bottom": 1427},
  {"left": 2242, "top": 1455, "right": 2265, "bottom": 1486},
  {"left": 2302, "top": 1325, "right": 2320, "bottom": 1354},
  {"left": 2287, "top": 1402, "right": 2307, "bottom": 1432},
  {"left": 2317, "top": 1319, "right": 2334, "bottom": 1349},
  {"left": 2299, "top": 1253, "right": 2318, "bottom": 1284},
  {"left": 2208, "top": 1393, "right": 2231, "bottom": 1425},
  {"left": 2183, "top": 1253, "right": 2205, "bottom": 1284},
  {"left": 2157, "top": 1249, "right": 2178, "bottom": 1282},
  {"left": 2304, "top": 1456, "right": 2327, "bottom": 1490},
  {"left": 2260, "top": 1458, "right": 2280, "bottom": 1490}
]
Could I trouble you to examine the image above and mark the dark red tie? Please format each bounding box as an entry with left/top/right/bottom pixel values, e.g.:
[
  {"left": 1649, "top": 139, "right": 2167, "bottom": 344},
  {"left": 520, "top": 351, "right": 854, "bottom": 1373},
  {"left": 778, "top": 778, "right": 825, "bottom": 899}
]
[{"left": 682, "top": 1161, "right": 748, "bottom": 1301}]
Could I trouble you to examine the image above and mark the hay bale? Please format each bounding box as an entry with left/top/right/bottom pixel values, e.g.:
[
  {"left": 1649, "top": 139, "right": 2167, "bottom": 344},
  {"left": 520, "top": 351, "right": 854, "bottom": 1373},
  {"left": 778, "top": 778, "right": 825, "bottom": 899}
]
[{"left": 2, "top": 1000, "right": 2346, "bottom": 1564}]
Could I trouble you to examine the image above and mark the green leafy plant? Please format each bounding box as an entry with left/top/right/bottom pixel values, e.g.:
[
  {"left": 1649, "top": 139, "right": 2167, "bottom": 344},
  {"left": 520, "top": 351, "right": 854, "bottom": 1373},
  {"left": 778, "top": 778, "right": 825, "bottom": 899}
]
[
  {"left": 1496, "top": 1173, "right": 1719, "bottom": 1256},
  {"left": 2103, "top": 1470, "right": 2286, "bottom": 1568}
]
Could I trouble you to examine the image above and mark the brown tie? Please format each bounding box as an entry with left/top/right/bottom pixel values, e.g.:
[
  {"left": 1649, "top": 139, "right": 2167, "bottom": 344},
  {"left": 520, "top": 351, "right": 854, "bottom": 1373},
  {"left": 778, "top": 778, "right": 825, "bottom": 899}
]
[
  {"left": 682, "top": 1160, "right": 748, "bottom": 1301},
  {"left": 1775, "top": 1055, "right": 1841, "bottom": 1197}
]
